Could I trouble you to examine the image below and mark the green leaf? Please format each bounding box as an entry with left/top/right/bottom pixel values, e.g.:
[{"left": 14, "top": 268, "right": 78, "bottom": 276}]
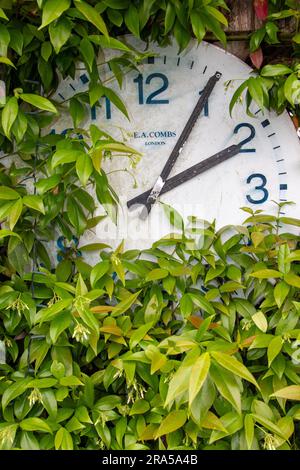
[
  {"left": 11, "top": 110, "right": 28, "bottom": 143},
  {"left": 250, "top": 269, "right": 282, "bottom": 279},
  {"left": 129, "top": 322, "right": 153, "bottom": 350},
  {"left": 145, "top": 268, "right": 169, "bottom": 282},
  {"left": 195, "top": 315, "right": 215, "bottom": 342},
  {"left": 203, "top": 12, "right": 226, "bottom": 46},
  {"left": 267, "top": 336, "right": 283, "bottom": 366},
  {"left": 261, "top": 64, "right": 292, "bottom": 77},
  {"left": 211, "top": 351, "right": 259, "bottom": 388},
  {"left": 189, "top": 352, "right": 210, "bottom": 406},
  {"left": 60, "top": 376, "right": 83, "bottom": 387},
  {"left": 248, "top": 77, "right": 264, "bottom": 109},
  {"left": 20, "top": 94, "right": 57, "bottom": 113},
  {"left": 0, "top": 24, "right": 9, "bottom": 57},
  {"left": 250, "top": 27, "right": 266, "bottom": 52},
  {"left": 41, "top": 41, "right": 52, "bottom": 61},
  {"left": 2, "top": 96, "right": 18, "bottom": 139},
  {"left": 164, "top": 2, "right": 176, "bottom": 34},
  {"left": 75, "top": 406, "right": 92, "bottom": 423},
  {"left": 210, "top": 363, "right": 241, "bottom": 413},
  {"left": 284, "top": 73, "right": 300, "bottom": 106},
  {"left": 35, "top": 298, "right": 73, "bottom": 323},
  {"left": 161, "top": 202, "right": 184, "bottom": 231},
  {"left": 76, "top": 152, "right": 93, "bottom": 186},
  {"left": 90, "top": 260, "right": 110, "bottom": 287},
  {"left": 293, "top": 32, "right": 300, "bottom": 44},
  {"left": 271, "top": 385, "right": 300, "bottom": 401},
  {"left": 20, "top": 418, "right": 52, "bottom": 433},
  {"left": 0, "top": 57, "right": 15, "bottom": 68},
  {"left": 67, "top": 196, "right": 86, "bottom": 235},
  {"left": 124, "top": 3, "right": 140, "bottom": 37},
  {"left": 80, "top": 37, "right": 94, "bottom": 73},
  {"left": 69, "top": 97, "right": 85, "bottom": 128},
  {"left": 2, "top": 378, "right": 31, "bottom": 411},
  {"left": 274, "top": 281, "right": 290, "bottom": 308},
  {"left": 112, "top": 290, "right": 141, "bottom": 317},
  {"left": 252, "top": 311, "right": 268, "bottom": 332},
  {"left": 23, "top": 195, "right": 45, "bottom": 214},
  {"left": 209, "top": 411, "right": 243, "bottom": 444},
  {"left": 0, "top": 229, "right": 21, "bottom": 241},
  {"left": 50, "top": 311, "right": 72, "bottom": 343},
  {"left": 189, "top": 293, "right": 215, "bottom": 316},
  {"left": 9, "top": 198, "right": 23, "bottom": 230},
  {"left": 111, "top": 253, "right": 125, "bottom": 286},
  {"left": 165, "top": 363, "right": 191, "bottom": 406},
  {"left": 54, "top": 427, "right": 73, "bottom": 450},
  {"left": 129, "top": 399, "right": 150, "bottom": 415},
  {"left": 74, "top": 0, "right": 108, "bottom": 37},
  {"left": 206, "top": 6, "right": 228, "bottom": 26},
  {"left": 190, "top": 10, "right": 205, "bottom": 42},
  {"left": 146, "top": 347, "right": 167, "bottom": 374},
  {"left": 89, "top": 35, "right": 131, "bottom": 52},
  {"left": 96, "top": 141, "right": 140, "bottom": 156},
  {"left": 280, "top": 216, "right": 300, "bottom": 227},
  {"left": 201, "top": 411, "right": 227, "bottom": 432},
  {"left": 155, "top": 410, "right": 186, "bottom": 439},
  {"left": 51, "top": 361, "right": 65, "bottom": 380},
  {"left": 52, "top": 149, "right": 84, "bottom": 169},
  {"left": 265, "top": 21, "right": 279, "bottom": 44},
  {"left": 0, "top": 8, "right": 8, "bottom": 21},
  {"left": 115, "top": 416, "right": 127, "bottom": 447},
  {"left": 49, "top": 17, "right": 72, "bottom": 54},
  {"left": 251, "top": 414, "right": 285, "bottom": 439},
  {"left": 229, "top": 80, "right": 249, "bottom": 116},
  {"left": 35, "top": 175, "right": 61, "bottom": 194},
  {"left": 244, "top": 414, "right": 254, "bottom": 450},
  {"left": 284, "top": 271, "right": 300, "bottom": 288},
  {"left": 27, "top": 378, "right": 58, "bottom": 389},
  {"left": 0, "top": 186, "right": 20, "bottom": 200},
  {"left": 95, "top": 85, "right": 129, "bottom": 119},
  {"left": 9, "top": 29, "right": 23, "bottom": 55},
  {"left": 39, "top": 0, "right": 70, "bottom": 29},
  {"left": 41, "top": 390, "right": 57, "bottom": 418},
  {"left": 180, "top": 293, "right": 194, "bottom": 317}
]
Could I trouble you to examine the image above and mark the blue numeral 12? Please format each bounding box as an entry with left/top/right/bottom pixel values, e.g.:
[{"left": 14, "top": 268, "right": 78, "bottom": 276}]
[{"left": 133, "top": 73, "right": 169, "bottom": 105}]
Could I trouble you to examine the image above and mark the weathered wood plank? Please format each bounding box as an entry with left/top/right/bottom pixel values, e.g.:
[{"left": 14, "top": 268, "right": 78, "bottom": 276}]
[{"left": 225, "top": 0, "right": 295, "bottom": 33}]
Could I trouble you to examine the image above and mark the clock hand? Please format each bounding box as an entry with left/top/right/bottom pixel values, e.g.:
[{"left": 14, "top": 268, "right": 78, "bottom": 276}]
[
  {"left": 127, "top": 143, "right": 242, "bottom": 209},
  {"left": 139, "top": 70, "right": 222, "bottom": 220}
]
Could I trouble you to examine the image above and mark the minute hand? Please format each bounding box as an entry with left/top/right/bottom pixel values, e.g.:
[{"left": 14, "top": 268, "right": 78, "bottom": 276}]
[
  {"left": 127, "top": 143, "right": 242, "bottom": 209},
  {"left": 139, "top": 70, "right": 222, "bottom": 219}
]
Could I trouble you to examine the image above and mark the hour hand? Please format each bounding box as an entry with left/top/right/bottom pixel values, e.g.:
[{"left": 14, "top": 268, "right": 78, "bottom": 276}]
[
  {"left": 139, "top": 71, "right": 222, "bottom": 220},
  {"left": 127, "top": 143, "right": 242, "bottom": 209}
]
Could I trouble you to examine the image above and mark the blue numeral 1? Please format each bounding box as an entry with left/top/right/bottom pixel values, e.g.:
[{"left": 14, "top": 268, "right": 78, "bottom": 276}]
[{"left": 91, "top": 97, "right": 111, "bottom": 120}]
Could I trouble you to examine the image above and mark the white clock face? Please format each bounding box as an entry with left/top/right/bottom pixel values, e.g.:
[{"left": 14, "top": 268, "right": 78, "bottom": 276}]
[{"left": 53, "top": 37, "right": 300, "bottom": 250}]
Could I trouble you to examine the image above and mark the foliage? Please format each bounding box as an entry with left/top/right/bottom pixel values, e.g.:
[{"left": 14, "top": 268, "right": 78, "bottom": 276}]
[
  {"left": 0, "top": 0, "right": 300, "bottom": 452},
  {"left": 1, "top": 206, "right": 300, "bottom": 450},
  {"left": 231, "top": 0, "right": 300, "bottom": 119}
]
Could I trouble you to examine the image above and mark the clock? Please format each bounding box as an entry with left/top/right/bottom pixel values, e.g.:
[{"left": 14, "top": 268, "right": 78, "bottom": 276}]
[{"left": 52, "top": 36, "right": 300, "bottom": 251}]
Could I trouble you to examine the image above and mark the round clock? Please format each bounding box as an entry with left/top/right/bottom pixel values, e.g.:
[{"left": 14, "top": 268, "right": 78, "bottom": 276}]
[{"left": 52, "top": 36, "right": 300, "bottom": 250}]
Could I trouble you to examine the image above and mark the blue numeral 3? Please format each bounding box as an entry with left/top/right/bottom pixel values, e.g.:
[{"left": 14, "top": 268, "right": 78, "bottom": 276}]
[{"left": 246, "top": 173, "right": 269, "bottom": 204}]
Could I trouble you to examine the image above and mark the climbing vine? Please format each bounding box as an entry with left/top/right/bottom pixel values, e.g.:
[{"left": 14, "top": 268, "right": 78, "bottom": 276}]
[{"left": 0, "top": 0, "right": 299, "bottom": 452}]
